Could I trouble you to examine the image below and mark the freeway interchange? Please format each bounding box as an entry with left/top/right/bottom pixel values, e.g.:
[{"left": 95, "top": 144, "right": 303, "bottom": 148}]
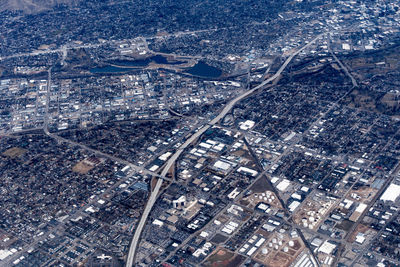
[{"left": 125, "top": 33, "right": 324, "bottom": 267}]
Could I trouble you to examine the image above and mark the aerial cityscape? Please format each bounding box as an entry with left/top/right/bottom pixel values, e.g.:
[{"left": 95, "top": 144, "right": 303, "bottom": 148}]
[{"left": 0, "top": 0, "right": 400, "bottom": 266}]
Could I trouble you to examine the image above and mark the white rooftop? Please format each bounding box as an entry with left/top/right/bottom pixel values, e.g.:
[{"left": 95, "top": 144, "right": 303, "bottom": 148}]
[
  {"left": 318, "top": 240, "right": 336, "bottom": 255},
  {"left": 214, "top": 160, "right": 231, "bottom": 171},
  {"left": 0, "top": 249, "right": 12, "bottom": 260},
  {"left": 239, "top": 120, "right": 255, "bottom": 131},
  {"left": 380, "top": 184, "right": 400, "bottom": 202},
  {"left": 277, "top": 179, "right": 291, "bottom": 191},
  {"left": 237, "top": 166, "right": 258, "bottom": 177}
]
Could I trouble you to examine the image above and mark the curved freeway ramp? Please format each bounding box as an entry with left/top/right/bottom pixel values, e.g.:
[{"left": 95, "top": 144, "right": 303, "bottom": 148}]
[{"left": 125, "top": 33, "right": 324, "bottom": 267}]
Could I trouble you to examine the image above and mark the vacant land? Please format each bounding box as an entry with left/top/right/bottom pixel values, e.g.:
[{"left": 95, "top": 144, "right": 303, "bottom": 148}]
[
  {"left": 203, "top": 247, "right": 244, "bottom": 267},
  {"left": 2, "top": 147, "right": 27, "bottom": 158},
  {"left": 72, "top": 160, "right": 94, "bottom": 174}
]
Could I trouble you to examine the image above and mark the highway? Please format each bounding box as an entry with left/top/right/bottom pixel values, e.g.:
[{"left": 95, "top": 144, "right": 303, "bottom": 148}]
[
  {"left": 209, "top": 34, "right": 324, "bottom": 126},
  {"left": 125, "top": 33, "right": 324, "bottom": 267}
]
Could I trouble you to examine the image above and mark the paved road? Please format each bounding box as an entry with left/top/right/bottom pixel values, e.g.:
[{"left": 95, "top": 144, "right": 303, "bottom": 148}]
[
  {"left": 42, "top": 68, "right": 171, "bottom": 182},
  {"left": 209, "top": 34, "right": 324, "bottom": 126},
  {"left": 125, "top": 34, "right": 324, "bottom": 267},
  {"left": 125, "top": 123, "right": 212, "bottom": 267},
  {"left": 349, "top": 207, "right": 400, "bottom": 266},
  {"left": 1, "top": 155, "right": 145, "bottom": 267},
  {"left": 0, "top": 43, "right": 101, "bottom": 61},
  {"left": 348, "top": 158, "right": 400, "bottom": 266},
  {"left": 44, "top": 68, "right": 52, "bottom": 134},
  {"left": 327, "top": 35, "right": 358, "bottom": 88},
  {"left": 48, "top": 131, "right": 173, "bottom": 182}
]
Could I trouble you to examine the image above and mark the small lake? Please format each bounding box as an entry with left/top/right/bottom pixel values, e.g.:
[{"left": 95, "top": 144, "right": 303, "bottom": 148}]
[{"left": 185, "top": 61, "right": 222, "bottom": 78}]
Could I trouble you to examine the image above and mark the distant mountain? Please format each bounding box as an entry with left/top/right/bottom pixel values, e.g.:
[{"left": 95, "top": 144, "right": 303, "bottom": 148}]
[{"left": 0, "top": 0, "right": 79, "bottom": 13}]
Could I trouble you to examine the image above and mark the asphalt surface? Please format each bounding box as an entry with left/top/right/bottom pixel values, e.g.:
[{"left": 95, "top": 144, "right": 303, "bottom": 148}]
[{"left": 125, "top": 34, "right": 324, "bottom": 266}]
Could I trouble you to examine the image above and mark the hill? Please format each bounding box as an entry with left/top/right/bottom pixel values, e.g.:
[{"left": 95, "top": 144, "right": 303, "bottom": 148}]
[{"left": 0, "top": 0, "right": 78, "bottom": 13}]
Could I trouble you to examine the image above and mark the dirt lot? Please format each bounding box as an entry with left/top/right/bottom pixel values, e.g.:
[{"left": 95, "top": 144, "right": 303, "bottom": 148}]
[
  {"left": 348, "top": 224, "right": 377, "bottom": 243},
  {"left": 2, "top": 147, "right": 27, "bottom": 158},
  {"left": 347, "top": 186, "right": 378, "bottom": 203},
  {"left": 203, "top": 247, "right": 245, "bottom": 267},
  {"left": 72, "top": 161, "right": 94, "bottom": 174}
]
